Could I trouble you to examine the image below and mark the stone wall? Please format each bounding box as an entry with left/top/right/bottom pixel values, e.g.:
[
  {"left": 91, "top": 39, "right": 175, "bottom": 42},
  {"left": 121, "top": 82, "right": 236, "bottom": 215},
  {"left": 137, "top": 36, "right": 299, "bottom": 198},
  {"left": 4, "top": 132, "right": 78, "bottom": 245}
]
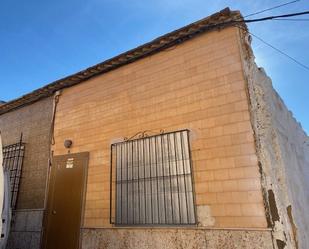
[
  {"left": 0, "top": 97, "right": 54, "bottom": 249},
  {"left": 239, "top": 29, "right": 309, "bottom": 249},
  {"left": 81, "top": 228, "right": 273, "bottom": 249}
]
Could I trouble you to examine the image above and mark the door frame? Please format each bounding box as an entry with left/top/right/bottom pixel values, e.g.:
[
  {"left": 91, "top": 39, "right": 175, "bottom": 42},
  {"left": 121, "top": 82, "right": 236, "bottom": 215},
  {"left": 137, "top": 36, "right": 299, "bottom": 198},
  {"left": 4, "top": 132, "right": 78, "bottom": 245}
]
[{"left": 41, "top": 152, "right": 89, "bottom": 249}]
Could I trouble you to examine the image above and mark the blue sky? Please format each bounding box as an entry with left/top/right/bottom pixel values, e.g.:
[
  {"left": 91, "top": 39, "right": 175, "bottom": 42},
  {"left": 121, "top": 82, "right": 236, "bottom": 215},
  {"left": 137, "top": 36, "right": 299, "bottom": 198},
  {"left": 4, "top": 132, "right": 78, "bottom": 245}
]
[{"left": 0, "top": 0, "right": 308, "bottom": 133}]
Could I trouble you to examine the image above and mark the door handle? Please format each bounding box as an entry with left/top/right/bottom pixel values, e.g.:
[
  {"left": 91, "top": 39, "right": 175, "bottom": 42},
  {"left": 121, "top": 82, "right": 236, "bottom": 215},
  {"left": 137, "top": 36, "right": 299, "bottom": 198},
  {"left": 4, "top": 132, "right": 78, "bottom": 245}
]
[{"left": 52, "top": 210, "right": 57, "bottom": 215}]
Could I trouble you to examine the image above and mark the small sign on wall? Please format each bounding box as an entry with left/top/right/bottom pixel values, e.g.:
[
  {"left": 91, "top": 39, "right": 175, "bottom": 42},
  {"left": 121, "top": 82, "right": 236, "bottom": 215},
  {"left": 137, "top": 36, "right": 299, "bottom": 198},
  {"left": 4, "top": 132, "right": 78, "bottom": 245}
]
[{"left": 66, "top": 158, "right": 74, "bottom": 168}]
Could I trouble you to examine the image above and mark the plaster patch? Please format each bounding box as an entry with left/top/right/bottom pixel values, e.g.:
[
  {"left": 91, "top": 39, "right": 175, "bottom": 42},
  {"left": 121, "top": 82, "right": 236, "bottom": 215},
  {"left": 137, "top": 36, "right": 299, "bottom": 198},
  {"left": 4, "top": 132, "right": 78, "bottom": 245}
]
[{"left": 197, "top": 205, "right": 215, "bottom": 226}]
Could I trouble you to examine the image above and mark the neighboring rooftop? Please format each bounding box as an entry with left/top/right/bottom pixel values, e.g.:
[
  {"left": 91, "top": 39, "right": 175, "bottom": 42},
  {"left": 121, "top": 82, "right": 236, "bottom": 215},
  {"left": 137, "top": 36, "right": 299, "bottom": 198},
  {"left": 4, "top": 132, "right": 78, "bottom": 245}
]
[
  {"left": 0, "top": 8, "right": 244, "bottom": 115},
  {"left": 0, "top": 100, "right": 6, "bottom": 106}
]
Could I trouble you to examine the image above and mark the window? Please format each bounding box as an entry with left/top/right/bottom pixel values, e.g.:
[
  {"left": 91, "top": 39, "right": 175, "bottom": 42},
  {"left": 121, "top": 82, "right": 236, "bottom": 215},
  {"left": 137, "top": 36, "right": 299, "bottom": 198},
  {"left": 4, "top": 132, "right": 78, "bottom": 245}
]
[
  {"left": 110, "top": 129, "right": 196, "bottom": 226},
  {"left": 2, "top": 135, "right": 25, "bottom": 209}
]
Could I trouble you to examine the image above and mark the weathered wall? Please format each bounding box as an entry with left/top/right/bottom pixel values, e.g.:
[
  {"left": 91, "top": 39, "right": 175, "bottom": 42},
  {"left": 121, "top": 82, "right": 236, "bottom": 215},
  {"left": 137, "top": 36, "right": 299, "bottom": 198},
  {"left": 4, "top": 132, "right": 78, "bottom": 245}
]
[
  {"left": 6, "top": 209, "right": 43, "bottom": 249},
  {"left": 0, "top": 97, "right": 54, "bottom": 249},
  {"left": 239, "top": 29, "right": 309, "bottom": 249},
  {"left": 81, "top": 228, "right": 273, "bottom": 249},
  {"left": 52, "top": 26, "right": 268, "bottom": 231}
]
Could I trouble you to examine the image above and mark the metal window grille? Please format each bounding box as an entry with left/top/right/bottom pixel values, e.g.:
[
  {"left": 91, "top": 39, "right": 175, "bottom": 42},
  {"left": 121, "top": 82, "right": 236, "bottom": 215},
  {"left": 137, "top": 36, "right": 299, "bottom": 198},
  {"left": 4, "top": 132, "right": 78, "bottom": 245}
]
[
  {"left": 2, "top": 135, "right": 25, "bottom": 209},
  {"left": 110, "top": 129, "right": 196, "bottom": 226}
]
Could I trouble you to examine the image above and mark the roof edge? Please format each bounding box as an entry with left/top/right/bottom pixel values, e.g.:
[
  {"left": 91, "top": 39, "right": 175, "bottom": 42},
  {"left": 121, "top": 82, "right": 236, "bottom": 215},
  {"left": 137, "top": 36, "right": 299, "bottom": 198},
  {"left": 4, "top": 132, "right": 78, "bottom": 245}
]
[{"left": 0, "top": 7, "right": 244, "bottom": 115}]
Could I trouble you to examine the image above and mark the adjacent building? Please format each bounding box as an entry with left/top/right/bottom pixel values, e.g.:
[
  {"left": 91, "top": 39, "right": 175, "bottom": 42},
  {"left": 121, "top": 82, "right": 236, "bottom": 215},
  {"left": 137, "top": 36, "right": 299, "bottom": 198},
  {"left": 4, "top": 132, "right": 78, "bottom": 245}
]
[
  {"left": 0, "top": 8, "right": 308, "bottom": 249},
  {"left": 0, "top": 97, "right": 53, "bottom": 247}
]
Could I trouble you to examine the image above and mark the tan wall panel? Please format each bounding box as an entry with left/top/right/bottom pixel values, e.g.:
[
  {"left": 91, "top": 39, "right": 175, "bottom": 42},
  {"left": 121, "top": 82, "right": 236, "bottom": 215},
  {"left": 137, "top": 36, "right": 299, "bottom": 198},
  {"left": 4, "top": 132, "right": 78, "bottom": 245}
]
[{"left": 52, "top": 27, "right": 267, "bottom": 228}]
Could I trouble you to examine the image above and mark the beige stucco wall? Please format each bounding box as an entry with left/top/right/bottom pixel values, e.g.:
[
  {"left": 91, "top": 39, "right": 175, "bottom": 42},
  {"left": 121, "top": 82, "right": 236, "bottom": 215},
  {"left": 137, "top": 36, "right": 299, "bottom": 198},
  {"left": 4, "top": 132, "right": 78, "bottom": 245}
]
[
  {"left": 239, "top": 29, "right": 309, "bottom": 249},
  {"left": 52, "top": 26, "right": 267, "bottom": 230}
]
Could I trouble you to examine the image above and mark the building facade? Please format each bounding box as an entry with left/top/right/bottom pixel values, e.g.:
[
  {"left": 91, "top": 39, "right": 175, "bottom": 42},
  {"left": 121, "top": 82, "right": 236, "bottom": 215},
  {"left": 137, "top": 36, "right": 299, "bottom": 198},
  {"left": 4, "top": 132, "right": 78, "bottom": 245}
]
[
  {"left": 0, "top": 8, "right": 308, "bottom": 249},
  {"left": 0, "top": 97, "right": 54, "bottom": 248}
]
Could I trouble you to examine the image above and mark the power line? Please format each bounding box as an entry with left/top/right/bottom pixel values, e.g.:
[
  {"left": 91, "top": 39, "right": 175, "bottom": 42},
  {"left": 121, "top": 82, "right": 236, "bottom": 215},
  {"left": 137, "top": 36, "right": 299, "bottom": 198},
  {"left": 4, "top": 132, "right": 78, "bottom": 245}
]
[
  {"left": 196, "top": 9, "right": 309, "bottom": 71},
  {"left": 271, "top": 18, "right": 309, "bottom": 21},
  {"left": 244, "top": 0, "right": 301, "bottom": 18},
  {"left": 243, "top": 10, "right": 309, "bottom": 23},
  {"left": 234, "top": 24, "right": 309, "bottom": 72},
  {"left": 192, "top": 10, "right": 309, "bottom": 71},
  {"left": 211, "top": 10, "right": 309, "bottom": 27}
]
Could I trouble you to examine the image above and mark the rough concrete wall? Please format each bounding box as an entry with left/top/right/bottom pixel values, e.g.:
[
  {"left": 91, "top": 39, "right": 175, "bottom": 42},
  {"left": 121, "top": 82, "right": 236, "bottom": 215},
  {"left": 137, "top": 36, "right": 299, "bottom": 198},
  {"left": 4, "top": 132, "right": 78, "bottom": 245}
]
[
  {"left": 81, "top": 228, "right": 273, "bottom": 249},
  {"left": 6, "top": 210, "right": 43, "bottom": 249},
  {"left": 0, "top": 97, "right": 54, "bottom": 249},
  {"left": 238, "top": 29, "right": 309, "bottom": 249}
]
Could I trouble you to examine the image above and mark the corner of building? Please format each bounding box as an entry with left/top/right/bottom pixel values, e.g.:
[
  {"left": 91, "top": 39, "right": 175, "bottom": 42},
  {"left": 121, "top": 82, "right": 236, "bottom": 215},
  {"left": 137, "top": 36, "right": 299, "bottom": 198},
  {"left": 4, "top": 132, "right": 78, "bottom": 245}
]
[{"left": 237, "top": 26, "right": 309, "bottom": 249}]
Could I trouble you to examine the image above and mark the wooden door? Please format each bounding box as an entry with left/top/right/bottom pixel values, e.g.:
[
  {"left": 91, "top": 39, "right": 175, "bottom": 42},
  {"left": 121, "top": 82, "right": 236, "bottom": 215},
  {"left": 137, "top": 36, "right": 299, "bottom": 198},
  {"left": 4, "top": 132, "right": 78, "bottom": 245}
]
[{"left": 42, "top": 152, "right": 89, "bottom": 249}]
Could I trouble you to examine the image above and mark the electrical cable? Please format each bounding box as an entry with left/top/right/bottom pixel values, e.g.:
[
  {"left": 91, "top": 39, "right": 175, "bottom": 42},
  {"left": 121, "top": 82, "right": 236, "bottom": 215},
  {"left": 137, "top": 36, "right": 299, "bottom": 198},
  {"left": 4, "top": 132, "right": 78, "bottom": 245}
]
[
  {"left": 243, "top": 10, "right": 309, "bottom": 23},
  {"left": 271, "top": 18, "right": 309, "bottom": 21},
  {"left": 184, "top": 10, "right": 309, "bottom": 71},
  {"left": 199, "top": 10, "right": 309, "bottom": 29},
  {"left": 234, "top": 24, "right": 309, "bottom": 72},
  {"left": 244, "top": 0, "right": 301, "bottom": 18}
]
